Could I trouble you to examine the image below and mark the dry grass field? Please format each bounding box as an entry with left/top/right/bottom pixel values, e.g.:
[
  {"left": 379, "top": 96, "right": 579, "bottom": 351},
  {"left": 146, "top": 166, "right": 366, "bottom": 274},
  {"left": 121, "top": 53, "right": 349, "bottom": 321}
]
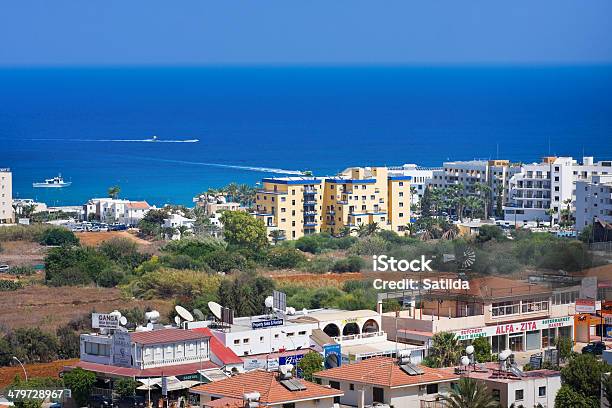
[
  {"left": 0, "top": 285, "right": 173, "bottom": 333},
  {"left": 0, "top": 359, "right": 78, "bottom": 389}
]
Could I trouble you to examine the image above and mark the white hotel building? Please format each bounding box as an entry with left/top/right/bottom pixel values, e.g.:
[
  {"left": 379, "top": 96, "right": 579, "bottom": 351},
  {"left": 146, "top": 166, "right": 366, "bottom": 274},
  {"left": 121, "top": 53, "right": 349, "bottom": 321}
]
[
  {"left": 0, "top": 168, "right": 13, "bottom": 224},
  {"left": 387, "top": 164, "right": 438, "bottom": 205},
  {"left": 429, "top": 160, "right": 520, "bottom": 216},
  {"left": 504, "top": 156, "right": 612, "bottom": 225},
  {"left": 575, "top": 174, "right": 612, "bottom": 232}
]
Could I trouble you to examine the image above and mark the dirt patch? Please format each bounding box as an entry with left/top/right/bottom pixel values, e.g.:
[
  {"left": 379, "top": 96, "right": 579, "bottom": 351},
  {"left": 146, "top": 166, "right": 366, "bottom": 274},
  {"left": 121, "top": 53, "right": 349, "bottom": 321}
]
[
  {"left": 0, "top": 285, "right": 173, "bottom": 333},
  {"left": 0, "top": 241, "right": 47, "bottom": 267},
  {"left": 0, "top": 359, "right": 78, "bottom": 389},
  {"left": 76, "top": 231, "right": 151, "bottom": 247}
]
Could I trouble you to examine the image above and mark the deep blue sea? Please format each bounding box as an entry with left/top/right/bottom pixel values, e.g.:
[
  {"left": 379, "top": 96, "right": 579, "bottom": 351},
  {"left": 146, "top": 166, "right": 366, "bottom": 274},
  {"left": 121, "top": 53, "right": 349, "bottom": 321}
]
[{"left": 1, "top": 66, "right": 612, "bottom": 206}]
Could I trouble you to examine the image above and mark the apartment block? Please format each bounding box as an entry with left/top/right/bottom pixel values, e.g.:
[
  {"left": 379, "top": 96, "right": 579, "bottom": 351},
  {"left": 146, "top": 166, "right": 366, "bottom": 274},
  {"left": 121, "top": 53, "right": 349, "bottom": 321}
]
[
  {"left": 504, "top": 156, "right": 612, "bottom": 224},
  {"left": 0, "top": 168, "right": 13, "bottom": 224},
  {"left": 387, "top": 164, "right": 439, "bottom": 204},
  {"left": 254, "top": 167, "right": 411, "bottom": 240},
  {"left": 575, "top": 174, "right": 612, "bottom": 232},
  {"left": 429, "top": 160, "right": 520, "bottom": 216}
]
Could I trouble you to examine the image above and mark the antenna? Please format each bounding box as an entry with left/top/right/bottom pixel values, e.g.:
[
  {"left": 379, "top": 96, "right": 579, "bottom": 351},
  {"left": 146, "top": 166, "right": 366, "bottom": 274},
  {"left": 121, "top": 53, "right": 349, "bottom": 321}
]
[
  {"left": 175, "top": 305, "right": 194, "bottom": 322},
  {"left": 145, "top": 310, "right": 160, "bottom": 323},
  {"left": 119, "top": 316, "right": 128, "bottom": 326},
  {"left": 208, "top": 301, "right": 223, "bottom": 321},
  {"left": 192, "top": 308, "right": 205, "bottom": 321},
  {"left": 265, "top": 296, "right": 274, "bottom": 309}
]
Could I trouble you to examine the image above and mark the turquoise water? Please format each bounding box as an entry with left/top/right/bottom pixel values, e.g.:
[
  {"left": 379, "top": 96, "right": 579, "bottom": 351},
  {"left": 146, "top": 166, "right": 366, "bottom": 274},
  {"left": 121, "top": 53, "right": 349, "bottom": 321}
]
[{"left": 2, "top": 66, "right": 612, "bottom": 206}]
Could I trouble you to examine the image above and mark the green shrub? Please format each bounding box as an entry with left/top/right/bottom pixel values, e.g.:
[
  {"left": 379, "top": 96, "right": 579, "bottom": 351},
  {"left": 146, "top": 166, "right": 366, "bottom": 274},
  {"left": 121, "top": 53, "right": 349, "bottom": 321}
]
[
  {"left": 39, "top": 227, "right": 79, "bottom": 246},
  {"left": 268, "top": 246, "right": 306, "bottom": 269},
  {"left": 203, "top": 250, "right": 251, "bottom": 273},
  {"left": 0, "top": 280, "right": 23, "bottom": 291},
  {"left": 295, "top": 236, "right": 322, "bottom": 254},
  {"left": 301, "top": 256, "right": 335, "bottom": 274},
  {"left": 6, "top": 265, "right": 36, "bottom": 276},
  {"left": 0, "top": 224, "right": 56, "bottom": 242},
  {"left": 332, "top": 255, "right": 366, "bottom": 272}
]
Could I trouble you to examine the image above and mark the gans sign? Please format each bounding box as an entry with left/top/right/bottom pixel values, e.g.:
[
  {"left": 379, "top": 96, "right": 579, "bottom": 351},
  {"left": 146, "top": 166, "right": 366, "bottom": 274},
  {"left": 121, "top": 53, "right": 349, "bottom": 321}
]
[
  {"left": 92, "top": 313, "right": 120, "bottom": 329},
  {"left": 454, "top": 316, "right": 572, "bottom": 341}
]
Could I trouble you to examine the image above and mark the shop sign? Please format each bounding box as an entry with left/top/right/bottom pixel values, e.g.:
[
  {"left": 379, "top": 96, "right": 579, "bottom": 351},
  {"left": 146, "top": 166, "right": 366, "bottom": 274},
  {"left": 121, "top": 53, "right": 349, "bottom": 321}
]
[
  {"left": 454, "top": 316, "right": 572, "bottom": 341},
  {"left": 576, "top": 299, "right": 596, "bottom": 313},
  {"left": 92, "top": 313, "right": 119, "bottom": 329}
]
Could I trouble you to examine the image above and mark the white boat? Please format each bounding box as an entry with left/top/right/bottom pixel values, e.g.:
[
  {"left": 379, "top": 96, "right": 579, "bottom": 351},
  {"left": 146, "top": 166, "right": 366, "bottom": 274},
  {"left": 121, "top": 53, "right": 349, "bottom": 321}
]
[{"left": 32, "top": 175, "right": 72, "bottom": 188}]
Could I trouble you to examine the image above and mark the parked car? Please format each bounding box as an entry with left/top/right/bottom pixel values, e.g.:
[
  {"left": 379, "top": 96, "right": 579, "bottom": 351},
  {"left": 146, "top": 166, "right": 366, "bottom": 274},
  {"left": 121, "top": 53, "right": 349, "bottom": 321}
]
[
  {"left": 115, "top": 396, "right": 146, "bottom": 408},
  {"left": 582, "top": 341, "right": 606, "bottom": 355},
  {"left": 88, "top": 394, "right": 113, "bottom": 408},
  {"left": 0, "top": 264, "right": 9, "bottom": 273}
]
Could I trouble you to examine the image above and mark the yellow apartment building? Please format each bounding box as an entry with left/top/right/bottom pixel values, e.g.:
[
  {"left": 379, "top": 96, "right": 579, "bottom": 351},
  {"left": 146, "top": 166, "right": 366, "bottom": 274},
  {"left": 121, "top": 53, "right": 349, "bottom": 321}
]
[{"left": 254, "top": 167, "right": 411, "bottom": 240}]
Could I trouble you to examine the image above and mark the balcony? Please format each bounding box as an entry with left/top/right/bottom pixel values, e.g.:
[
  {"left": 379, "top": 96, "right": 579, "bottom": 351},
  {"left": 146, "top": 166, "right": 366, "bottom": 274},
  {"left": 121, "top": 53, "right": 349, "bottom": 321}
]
[
  {"left": 337, "top": 200, "right": 348, "bottom": 205},
  {"left": 304, "top": 190, "right": 316, "bottom": 195},
  {"left": 304, "top": 222, "right": 318, "bottom": 227},
  {"left": 327, "top": 210, "right": 336, "bottom": 215},
  {"left": 303, "top": 200, "right": 317, "bottom": 205},
  {"left": 304, "top": 210, "right": 317, "bottom": 215}
]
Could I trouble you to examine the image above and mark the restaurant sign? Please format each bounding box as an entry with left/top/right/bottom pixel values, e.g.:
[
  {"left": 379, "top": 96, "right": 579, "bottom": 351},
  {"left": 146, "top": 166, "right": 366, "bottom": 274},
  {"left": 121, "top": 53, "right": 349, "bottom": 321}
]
[{"left": 454, "top": 316, "right": 572, "bottom": 341}]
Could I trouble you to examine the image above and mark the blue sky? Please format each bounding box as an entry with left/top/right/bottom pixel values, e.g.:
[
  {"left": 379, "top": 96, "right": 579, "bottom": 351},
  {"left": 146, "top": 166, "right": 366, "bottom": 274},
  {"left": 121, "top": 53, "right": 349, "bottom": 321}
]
[{"left": 2, "top": 0, "right": 612, "bottom": 66}]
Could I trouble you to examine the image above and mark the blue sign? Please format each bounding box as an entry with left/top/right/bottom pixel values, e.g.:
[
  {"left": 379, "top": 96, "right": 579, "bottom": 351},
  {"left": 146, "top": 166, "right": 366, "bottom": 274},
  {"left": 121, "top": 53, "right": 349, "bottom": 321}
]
[
  {"left": 279, "top": 353, "right": 305, "bottom": 377},
  {"left": 252, "top": 319, "right": 284, "bottom": 329},
  {"left": 324, "top": 344, "right": 342, "bottom": 368}
]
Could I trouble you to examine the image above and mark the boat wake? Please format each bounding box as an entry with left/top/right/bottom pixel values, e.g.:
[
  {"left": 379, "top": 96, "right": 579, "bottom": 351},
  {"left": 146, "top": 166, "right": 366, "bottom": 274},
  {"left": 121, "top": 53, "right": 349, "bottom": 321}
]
[
  {"left": 30, "top": 138, "right": 199, "bottom": 143},
  {"left": 133, "top": 156, "right": 305, "bottom": 175}
]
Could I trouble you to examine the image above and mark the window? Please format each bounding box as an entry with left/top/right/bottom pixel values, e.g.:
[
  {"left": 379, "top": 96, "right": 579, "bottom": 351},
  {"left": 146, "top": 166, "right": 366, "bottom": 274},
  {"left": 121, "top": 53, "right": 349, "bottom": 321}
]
[
  {"left": 492, "top": 389, "right": 500, "bottom": 401},
  {"left": 329, "top": 381, "right": 340, "bottom": 390},
  {"left": 282, "top": 404, "right": 295, "bottom": 408},
  {"left": 85, "top": 342, "right": 110, "bottom": 356},
  {"left": 286, "top": 332, "right": 294, "bottom": 337},
  {"left": 243, "top": 338, "right": 249, "bottom": 344},
  {"left": 260, "top": 336, "right": 264, "bottom": 342},
  {"left": 426, "top": 384, "right": 438, "bottom": 394},
  {"left": 521, "top": 298, "right": 549, "bottom": 313},
  {"left": 515, "top": 389, "right": 524, "bottom": 401},
  {"left": 539, "top": 386, "right": 546, "bottom": 397},
  {"left": 492, "top": 300, "right": 520, "bottom": 317},
  {"left": 233, "top": 339, "right": 240, "bottom": 345},
  {"left": 274, "top": 334, "right": 279, "bottom": 338},
  {"left": 298, "top": 331, "right": 306, "bottom": 335},
  {"left": 349, "top": 384, "right": 354, "bottom": 391}
]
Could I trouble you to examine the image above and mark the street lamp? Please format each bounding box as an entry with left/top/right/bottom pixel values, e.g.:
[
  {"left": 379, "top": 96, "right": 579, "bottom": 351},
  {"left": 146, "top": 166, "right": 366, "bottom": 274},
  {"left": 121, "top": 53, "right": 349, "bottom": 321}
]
[{"left": 13, "top": 356, "right": 27, "bottom": 381}]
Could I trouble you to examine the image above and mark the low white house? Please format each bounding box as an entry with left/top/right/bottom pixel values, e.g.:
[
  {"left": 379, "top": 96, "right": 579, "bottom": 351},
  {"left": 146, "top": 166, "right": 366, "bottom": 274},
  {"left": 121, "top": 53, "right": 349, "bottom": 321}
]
[
  {"left": 163, "top": 213, "right": 196, "bottom": 239},
  {"left": 83, "top": 198, "right": 152, "bottom": 225},
  {"left": 314, "top": 356, "right": 459, "bottom": 408}
]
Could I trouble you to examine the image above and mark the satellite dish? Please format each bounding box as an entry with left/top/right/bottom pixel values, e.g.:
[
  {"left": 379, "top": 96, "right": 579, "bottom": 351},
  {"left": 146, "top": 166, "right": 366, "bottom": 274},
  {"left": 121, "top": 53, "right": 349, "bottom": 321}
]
[
  {"left": 265, "top": 296, "right": 274, "bottom": 309},
  {"left": 465, "top": 345, "right": 475, "bottom": 355},
  {"left": 174, "top": 315, "right": 182, "bottom": 326},
  {"left": 192, "top": 308, "right": 205, "bottom": 321},
  {"left": 119, "top": 316, "right": 128, "bottom": 326},
  {"left": 499, "top": 349, "right": 511, "bottom": 361},
  {"left": 175, "top": 305, "right": 194, "bottom": 322},
  {"left": 302, "top": 308, "right": 308, "bottom": 315},
  {"left": 208, "top": 301, "right": 223, "bottom": 321},
  {"left": 279, "top": 364, "right": 294, "bottom": 375},
  {"left": 145, "top": 322, "right": 154, "bottom": 331},
  {"left": 145, "top": 310, "right": 160, "bottom": 323},
  {"left": 460, "top": 356, "right": 470, "bottom": 366}
]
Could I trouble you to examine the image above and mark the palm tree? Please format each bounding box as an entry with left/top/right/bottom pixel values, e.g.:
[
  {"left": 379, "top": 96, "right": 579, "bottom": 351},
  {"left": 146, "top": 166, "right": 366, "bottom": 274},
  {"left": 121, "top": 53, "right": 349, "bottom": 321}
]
[
  {"left": 441, "top": 224, "right": 459, "bottom": 240},
  {"left": 427, "top": 332, "right": 461, "bottom": 368},
  {"left": 353, "top": 222, "right": 379, "bottom": 237},
  {"left": 336, "top": 226, "right": 351, "bottom": 238},
  {"left": 269, "top": 229, "right": 285, "bottom": 245},
  {"left": 474, "top": 182, "right": 492, "bottom": 218},
  {"left": 225, "top": 182, "right": 239, "bottom": 202},
  {"left": 176, "top": 225, "right": 191, "bottom": 239},
  {"left": 440, "top": 377, "right": 498, "bottom": 408},
  {"left": 237, "top": 184, "right": 256, "bottom": 207},
  {"left": 545, "top": 207, "right": 556, "bottom": 227},
  {"left": 107, "top": 185, "right": 121, "bottom": 199}
]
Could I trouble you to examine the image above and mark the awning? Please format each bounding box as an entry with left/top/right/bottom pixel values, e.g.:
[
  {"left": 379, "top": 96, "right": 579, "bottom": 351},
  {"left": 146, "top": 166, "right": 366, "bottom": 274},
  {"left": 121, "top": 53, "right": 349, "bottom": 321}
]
[{"left": 137, "top": 376, "right": 201, "bottom": 391}]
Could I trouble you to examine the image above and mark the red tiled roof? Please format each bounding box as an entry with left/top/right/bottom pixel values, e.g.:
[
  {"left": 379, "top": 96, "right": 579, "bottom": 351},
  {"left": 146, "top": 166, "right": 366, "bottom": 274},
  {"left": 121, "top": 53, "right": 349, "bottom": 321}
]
[
  {"left": 192, "top": 328, "right": 243, "bottom": 365},
  {"left": 70, "top": 360, "right": 217, "bottom": 378},
  {"left": 204, "top": 397, "right": 243, "bottom": 408},
  {"left": 130, "top": 329, "right": 210, "bottom": 345},
  {"left": 314, "top": 357, "right": 459, "bottom": 388},
  {"left": 126, "top": 201, "right": 151, "bottom": 209},
  {"left": 191, "top": 370, "right": 343, "bottom": 404}
]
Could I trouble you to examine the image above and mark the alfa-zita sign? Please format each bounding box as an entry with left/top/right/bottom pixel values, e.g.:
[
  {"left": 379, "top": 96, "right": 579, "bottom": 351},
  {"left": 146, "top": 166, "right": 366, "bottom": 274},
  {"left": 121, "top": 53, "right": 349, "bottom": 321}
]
[
  {"left": 92, "top": 313, "right": 120, "bottom": 329},
  {"left": 454, "top": 316, "right": 572, "bottom": 341}
]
